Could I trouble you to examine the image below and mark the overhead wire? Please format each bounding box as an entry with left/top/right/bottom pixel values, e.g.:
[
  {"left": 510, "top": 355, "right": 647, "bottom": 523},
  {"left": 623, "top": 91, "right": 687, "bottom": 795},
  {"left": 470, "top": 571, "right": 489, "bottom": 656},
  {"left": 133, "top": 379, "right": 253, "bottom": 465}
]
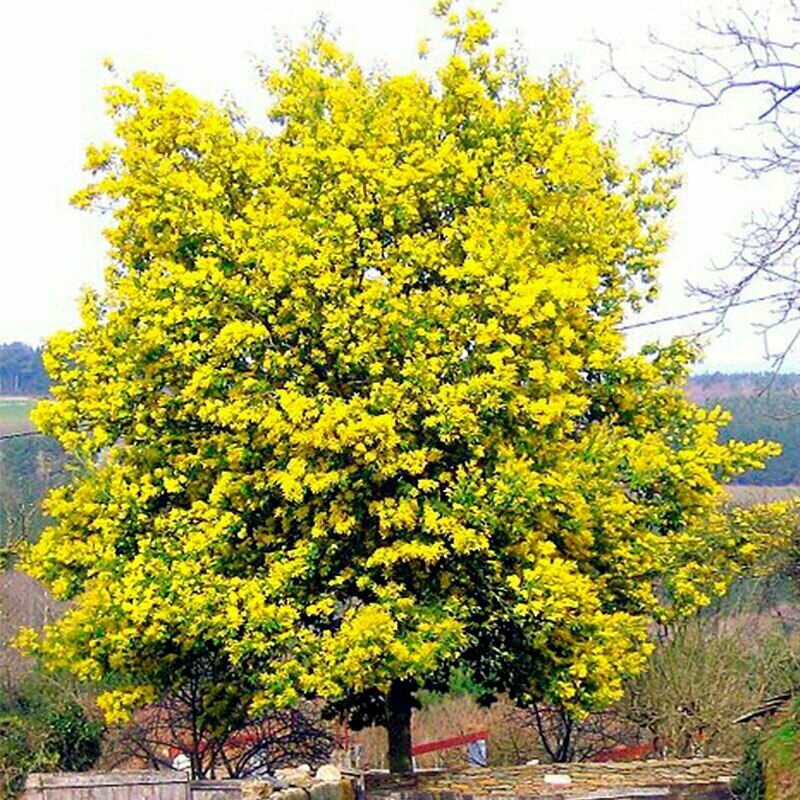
[{"left": 0, "top": 430, "right": 43, "bottom": 441}]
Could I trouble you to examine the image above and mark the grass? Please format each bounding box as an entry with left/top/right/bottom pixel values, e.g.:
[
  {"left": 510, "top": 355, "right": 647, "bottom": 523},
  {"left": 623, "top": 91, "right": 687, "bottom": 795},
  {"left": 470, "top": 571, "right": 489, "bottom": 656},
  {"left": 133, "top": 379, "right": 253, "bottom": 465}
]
[
  {"left": 0, "top": 398, "right": 37, "bottom": 435},
  {"left": 762, "top": 714, "right": 800, "bottom": 800}
]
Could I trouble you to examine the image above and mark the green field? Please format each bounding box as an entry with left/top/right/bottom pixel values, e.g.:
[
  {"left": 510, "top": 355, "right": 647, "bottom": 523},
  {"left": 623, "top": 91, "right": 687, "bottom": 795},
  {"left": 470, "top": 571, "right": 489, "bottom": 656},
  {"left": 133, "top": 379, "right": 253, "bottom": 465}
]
[{"left": 0, "top": 397, "right": 37, "bottom": 435}]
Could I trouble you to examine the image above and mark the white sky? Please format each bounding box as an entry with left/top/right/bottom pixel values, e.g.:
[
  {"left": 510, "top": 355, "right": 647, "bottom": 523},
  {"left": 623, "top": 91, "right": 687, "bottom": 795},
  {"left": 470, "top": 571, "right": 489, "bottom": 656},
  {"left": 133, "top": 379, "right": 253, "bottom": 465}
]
[{"left": 0, "top": 0, "right": 791, "bottom": 372}]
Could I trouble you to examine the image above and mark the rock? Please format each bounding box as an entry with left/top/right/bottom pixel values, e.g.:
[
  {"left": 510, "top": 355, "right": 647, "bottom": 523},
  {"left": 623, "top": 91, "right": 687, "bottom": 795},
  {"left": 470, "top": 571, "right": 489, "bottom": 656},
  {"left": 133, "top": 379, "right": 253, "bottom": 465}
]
[
  {"left": 310, "top": 781, "right": 344, "bottom": 800},
  {"left": 315, "top": 765, "right": 342, "bottom": 783},
  {"left": 277, "top": 788, "right": 312, "bottom": 800},
  {"left": 275, "top": 767, "right": 313, "bottom": 788},
  {"left": 241, "top": 781, "right": 274, "bottom": 800}
]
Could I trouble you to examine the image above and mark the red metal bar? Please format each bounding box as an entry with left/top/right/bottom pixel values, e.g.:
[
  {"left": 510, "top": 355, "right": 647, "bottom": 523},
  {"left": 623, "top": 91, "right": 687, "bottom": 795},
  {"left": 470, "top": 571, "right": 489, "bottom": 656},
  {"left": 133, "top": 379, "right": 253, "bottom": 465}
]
[
  {"left": 591, "top": 742, "right": 655, "bottom": 762},
  {"left": 411, "top": 730, "right": 489, "bottom": 756}
]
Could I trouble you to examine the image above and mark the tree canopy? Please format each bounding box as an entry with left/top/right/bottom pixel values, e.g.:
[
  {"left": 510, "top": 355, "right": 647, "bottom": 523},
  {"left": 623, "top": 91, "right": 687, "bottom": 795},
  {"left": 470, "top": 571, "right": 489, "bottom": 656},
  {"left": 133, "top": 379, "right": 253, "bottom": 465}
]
[{"left": 20, "top": 3, "right": 793, "bottom": 772}]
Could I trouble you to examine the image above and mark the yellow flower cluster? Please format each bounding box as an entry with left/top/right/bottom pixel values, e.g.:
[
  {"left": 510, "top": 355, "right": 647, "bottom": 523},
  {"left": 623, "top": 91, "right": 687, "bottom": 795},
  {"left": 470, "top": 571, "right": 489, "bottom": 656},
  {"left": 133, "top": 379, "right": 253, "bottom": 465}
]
[{"left": 21, "top": 3, "right": 794, "bottom": 724}]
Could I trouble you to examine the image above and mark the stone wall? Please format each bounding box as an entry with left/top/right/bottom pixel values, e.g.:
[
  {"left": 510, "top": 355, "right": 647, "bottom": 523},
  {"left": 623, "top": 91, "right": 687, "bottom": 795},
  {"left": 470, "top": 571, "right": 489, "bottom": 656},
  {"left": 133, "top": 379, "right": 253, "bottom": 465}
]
[
  {"left": 365, "top": 758, "right": 738, "bottom": 799},
  {"left": 23, "top": 759, "right": 739, "bottom": 800}
]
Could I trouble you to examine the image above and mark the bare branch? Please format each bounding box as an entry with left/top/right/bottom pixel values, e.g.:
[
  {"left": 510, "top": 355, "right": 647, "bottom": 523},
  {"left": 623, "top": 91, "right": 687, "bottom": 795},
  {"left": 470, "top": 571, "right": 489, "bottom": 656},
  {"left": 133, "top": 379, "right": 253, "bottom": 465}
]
[{"left": 601, "top": 0, "right": 800, "bottom": 368}]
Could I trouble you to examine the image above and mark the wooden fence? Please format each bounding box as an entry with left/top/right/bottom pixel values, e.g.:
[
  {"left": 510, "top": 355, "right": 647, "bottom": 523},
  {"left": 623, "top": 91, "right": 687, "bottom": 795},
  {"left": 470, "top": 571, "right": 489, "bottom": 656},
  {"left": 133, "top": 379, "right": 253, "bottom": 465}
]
[{"left": 24, "top": 771, "right": 245, "bottom": 800}]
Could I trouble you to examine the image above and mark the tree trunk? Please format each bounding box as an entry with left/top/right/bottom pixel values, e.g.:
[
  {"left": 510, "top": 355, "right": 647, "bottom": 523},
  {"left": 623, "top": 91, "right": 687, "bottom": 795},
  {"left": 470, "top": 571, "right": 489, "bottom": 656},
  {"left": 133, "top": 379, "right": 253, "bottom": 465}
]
[{"left": 386, "top": 679, "right": 414, "bottom": 773}]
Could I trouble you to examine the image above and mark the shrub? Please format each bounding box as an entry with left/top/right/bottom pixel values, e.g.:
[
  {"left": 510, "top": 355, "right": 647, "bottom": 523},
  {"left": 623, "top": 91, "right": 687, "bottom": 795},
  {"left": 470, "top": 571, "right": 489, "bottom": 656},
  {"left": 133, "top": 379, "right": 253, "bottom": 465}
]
[{"left": 0, "top": 673, "right": 103, "bottom": 798}]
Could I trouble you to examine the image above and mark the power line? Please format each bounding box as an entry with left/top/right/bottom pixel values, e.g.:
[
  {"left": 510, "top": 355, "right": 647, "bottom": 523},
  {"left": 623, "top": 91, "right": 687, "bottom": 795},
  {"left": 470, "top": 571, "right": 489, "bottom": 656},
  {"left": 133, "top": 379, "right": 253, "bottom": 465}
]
[
  {"left": 620, "top": 292, "right": 791, "bottom": 331},
  {"left": 0, "top": 430, "right": 43, "bottom": 441}
]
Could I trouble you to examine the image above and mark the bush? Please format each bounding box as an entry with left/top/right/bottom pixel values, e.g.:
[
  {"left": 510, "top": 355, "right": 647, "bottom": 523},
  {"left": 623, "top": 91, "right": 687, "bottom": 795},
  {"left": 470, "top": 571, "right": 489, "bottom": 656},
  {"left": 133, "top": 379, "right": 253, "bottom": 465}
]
[
  {"left": 620, "top": 617, "right": 800, "bottom": 758},
  {"left": 0, "top": 673, "right": 103, "bottom": 798},
  {"left": 47, "top": 700, "right": 104, "bottom": 772},
  {"left": 732, "top": 737, "right": 766, "bottom": 800}
]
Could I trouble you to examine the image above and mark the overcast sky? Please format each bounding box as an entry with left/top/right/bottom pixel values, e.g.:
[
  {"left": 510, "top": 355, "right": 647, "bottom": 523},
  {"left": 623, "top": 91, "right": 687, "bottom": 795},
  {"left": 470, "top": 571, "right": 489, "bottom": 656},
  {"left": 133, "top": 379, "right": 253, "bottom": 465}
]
[{"left": 0, "top": 0, "right": 789, "bottom": 372}]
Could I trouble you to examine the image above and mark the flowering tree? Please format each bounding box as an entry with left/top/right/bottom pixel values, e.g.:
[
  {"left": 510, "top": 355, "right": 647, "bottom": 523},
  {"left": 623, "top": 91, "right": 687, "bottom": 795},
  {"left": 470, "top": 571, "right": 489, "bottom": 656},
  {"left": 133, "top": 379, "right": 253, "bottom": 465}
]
[{"left": 21, "top": 3, "right": 788, "bottom": 773}]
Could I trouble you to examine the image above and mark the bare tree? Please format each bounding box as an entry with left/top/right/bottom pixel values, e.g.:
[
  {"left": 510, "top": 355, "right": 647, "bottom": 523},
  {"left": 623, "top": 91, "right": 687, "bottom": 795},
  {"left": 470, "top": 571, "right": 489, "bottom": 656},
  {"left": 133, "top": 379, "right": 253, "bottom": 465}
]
[
  {"left": 517, "top": 703, "right": 637, "bottom": 763},
  {"left": 106, "top": 697, "right": 334, "bottom": 779},
  {"left": 103, "top": 653, "right": 334, "bottom": 779},
  {"left": 602, "top": 0, "right": 800, "bottom": 369}
]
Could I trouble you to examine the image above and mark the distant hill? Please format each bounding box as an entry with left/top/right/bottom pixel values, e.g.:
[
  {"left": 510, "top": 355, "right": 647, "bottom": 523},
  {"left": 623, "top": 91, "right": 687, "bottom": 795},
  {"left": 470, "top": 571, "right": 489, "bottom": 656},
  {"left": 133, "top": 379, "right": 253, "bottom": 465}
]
[
  {"left": 687, "top": 372, "right": 800, "bottom": 403},
  {"left": 687, "top": 373, "right": 800, "bottom": 486}
]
